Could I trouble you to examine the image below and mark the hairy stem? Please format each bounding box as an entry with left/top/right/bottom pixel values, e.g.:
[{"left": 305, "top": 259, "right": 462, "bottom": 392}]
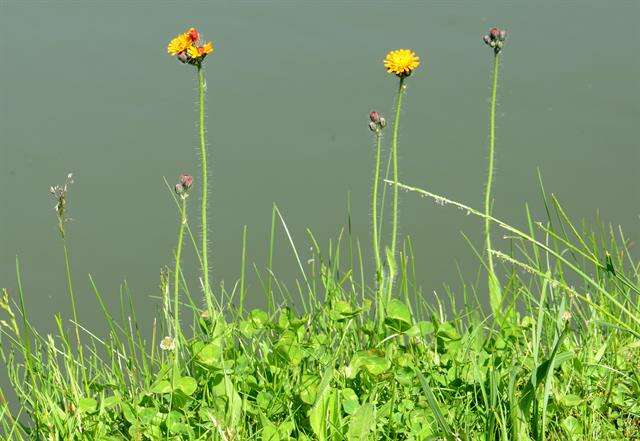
[
  {"left": 173, "top": 196, "right": 187, "bottom": 339},
  {"left": 371, "top": 131, "right": 383, "bottom": 280},
  {"left": 390, "top": 76, "right": 406, "bottom": 259},
  {"left": 196, "top": 66, "right": 212, "bottom": 312},
  {"left": 484, "top": 52, "right": 501, "bottom": 309}
]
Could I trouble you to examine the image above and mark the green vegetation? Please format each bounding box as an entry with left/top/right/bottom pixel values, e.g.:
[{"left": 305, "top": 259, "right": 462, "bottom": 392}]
[{"left": 1, "top": 27, "right": 639, "bottom": 440}]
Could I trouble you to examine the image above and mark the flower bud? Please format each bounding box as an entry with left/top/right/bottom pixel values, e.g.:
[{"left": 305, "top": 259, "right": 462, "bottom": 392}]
[
  {"left": 177, "top": 51, "right": 188, "bottom": 63},
  {"left": 483, "top": 35, "right": 492, "bottom": 46},
  {"left": 369, "top": 111, "right": 380, "bottom": 123},
  {"left": 499, "top": 29, "right": 507, "bottom": 41},
  {"left": 175, "top": 183, "right": 183, "bottom": 194},
  {"left": 179, "top": 173, "right": 193, "bottom": 190},
  {"left": 368, "top": 121, "right": 378, "bottom": 132},
  {"left": 379, "top": 117, "right": 386, "bottom": 128},
  {"left": 489, "top": 27, "right": 500, "bottom": 39}
]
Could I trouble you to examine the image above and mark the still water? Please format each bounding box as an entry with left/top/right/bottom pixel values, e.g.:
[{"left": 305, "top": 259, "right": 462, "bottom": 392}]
[{"left": 1, "top": 1, "right": 638, "bottom": 335}]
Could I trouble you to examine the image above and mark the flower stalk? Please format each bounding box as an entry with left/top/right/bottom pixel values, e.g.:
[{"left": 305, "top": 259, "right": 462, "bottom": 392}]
[
  {"left": 482, "top": 27, "right": 507, "bottom": 317},
  {"left": 390, "top": 76, "right": 406, "bottom": 260},
  {"left": 173, "top": 174, "right": 192, "bottom": 339},
  {"left": 196, "top": 66, "right": 213, "bottom": 312},
  {"left": 49, "top": 174, "right": 88, "bottom": 393}
]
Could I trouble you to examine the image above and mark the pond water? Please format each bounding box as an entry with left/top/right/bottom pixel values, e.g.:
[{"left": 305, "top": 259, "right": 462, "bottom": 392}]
[{"left": 1, "top": 1, "right": 638, "bottom": 336}]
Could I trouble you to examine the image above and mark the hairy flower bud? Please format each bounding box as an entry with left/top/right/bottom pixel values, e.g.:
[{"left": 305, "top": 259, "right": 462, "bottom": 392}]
[
  {"left": 368, "top": 121, "right": 378, "bottom": 132},
  {"left": 369, "top": 111, "right": 381, "bottom": 123},
  {"left": 179, "top": 173, "right": 193, "bottom": 190},
  {"left": 484, "top": 27, "right": 507, "bottom": 54},
  {"left": 379, "top": 117, "right": 386, "bottom": 128},
  {"left": 176, "top": 51, "right": 188, "bottom": 63}
]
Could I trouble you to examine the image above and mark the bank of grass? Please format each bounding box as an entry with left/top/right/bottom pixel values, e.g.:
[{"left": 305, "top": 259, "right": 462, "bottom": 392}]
[{"left": 1, "top": 27, "right": 639, "bottom": 440}]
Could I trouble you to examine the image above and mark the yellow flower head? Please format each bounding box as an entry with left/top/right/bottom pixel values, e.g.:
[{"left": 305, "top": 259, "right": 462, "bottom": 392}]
[
  {"left": 167, "top": 32, "right": 191, "bottom": 56},
  {"left": 384, "top": 49, "right": 420, "bottom": 77}
]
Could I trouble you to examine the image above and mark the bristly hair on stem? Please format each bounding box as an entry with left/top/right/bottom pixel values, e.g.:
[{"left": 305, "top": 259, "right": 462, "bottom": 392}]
[
  {"left": 387, "top": 76, "right": 407, "bottom": 309},
  {"left": 196, "top": 66, "right": 213, "bottom": 314},
  {"left": 482, "top": 26, "right": 507, "bottom": 320}
]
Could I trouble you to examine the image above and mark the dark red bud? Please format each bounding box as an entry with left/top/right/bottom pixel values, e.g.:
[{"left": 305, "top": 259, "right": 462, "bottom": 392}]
[
  {"left": 369, "top": 111, "right": 380, "bottom": 123},
  {"left": 489, "top": 27, "right": 500, "bottom": 39},
  {"left": 179, "top": 173, "right": 193, "bottom": 189}
]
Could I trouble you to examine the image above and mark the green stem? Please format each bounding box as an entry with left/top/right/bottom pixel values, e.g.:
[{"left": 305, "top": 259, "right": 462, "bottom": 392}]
[
  {"left": 390, "top": 76, "right": 406, "bottom": 259},
  {"left": 62, "top": 238, "right": 87, "bottom": 393},
  {"left": 371, "top": 131, "right": 383, "bottom": 280},
  {"left": 173, "top": 196, "right": 187, "bottom": 339},
  {"left": 485, "top": 53, "right": 501, "bottom": 296},
  {"left": 196, "top": 66, "right": 212, "bottom": 312}
]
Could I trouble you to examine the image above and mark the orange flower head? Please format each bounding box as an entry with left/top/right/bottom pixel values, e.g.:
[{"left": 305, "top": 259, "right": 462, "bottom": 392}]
[
  {"left": 167, "top": 28, "right": 214, "bottom": 66},
  {"left": 187, "top": 27, "right": 200, "bottom": 43}
]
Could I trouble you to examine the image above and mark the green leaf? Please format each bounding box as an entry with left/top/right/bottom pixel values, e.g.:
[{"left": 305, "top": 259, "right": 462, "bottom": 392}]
[
  {"left": 150, "top": 380, "right": 172, "bottom": 394},
  {"left": 309, "top": 387, "right": 339, "bottom": 441},
  {"left": 436, "top": 322, "right": 460, "bottom": 340},
  {"left": 250, "top": 309, "right": 270, "bottom": 328},
  {"left": 175, "top": 376, "right": 198, "bottom": 396},
  {"left": 196, "top": 340, "right": 223, "bottom": 367},
  {"left": 329, "top": 300, "right": 362, "bottom": 321},
  {"left": 261, "top": 423, "right": 280, "bottom": 441},
  {"left": 349, "top": 350, "right": 391, "bottom": 376},
  {"left": 416, "top": 371, "right": 455, "bottom": 440},
  {"left": 166, "top": 410, "right": 189, "bottom": 434},
  {"left": 405, "top": 320, "right": 434, "bottom": 338},
  {"left": 138, "top": 407, "right": 156, "bottom": 425},
  {"left": 102, "top": 395, "right": 120, "bottom": 409},
  {"left": 347, "top": 403, "right": 375, "bottom": 440},
  {"left": 559, "top": 394, "right": 582, "bottom": 407},
  {"left": 340, "top": 388, "right": 360, "bottom": 415},
  {"left": 78, "top": 397, "right": 97, "bottom": 414},
  {"left": 300, "top": 374, "right": 320, "bottom": 405},
  {"left": 385, "top": 298, "right": 413, "bottom": 331}
]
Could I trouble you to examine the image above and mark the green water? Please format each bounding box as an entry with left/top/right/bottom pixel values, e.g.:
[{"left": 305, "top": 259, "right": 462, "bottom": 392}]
[{"left": 1, "top": 1, "right": 638, "bottom": 333}]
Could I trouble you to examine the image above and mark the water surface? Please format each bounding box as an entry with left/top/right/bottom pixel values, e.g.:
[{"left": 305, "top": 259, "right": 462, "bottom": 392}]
[{"left": 1, "top": 1, "right": 638, "bottom": 334}]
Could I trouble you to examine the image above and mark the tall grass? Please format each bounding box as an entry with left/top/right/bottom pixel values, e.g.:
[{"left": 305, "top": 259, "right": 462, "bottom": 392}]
[{"left": 0, "top": 27, "right": 638, "bottom": 440}]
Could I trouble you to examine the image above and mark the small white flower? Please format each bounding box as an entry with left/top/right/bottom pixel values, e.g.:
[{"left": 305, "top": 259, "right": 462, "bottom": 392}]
[{"left": 160, "top": 336, "right": 176, "bottom": 351}]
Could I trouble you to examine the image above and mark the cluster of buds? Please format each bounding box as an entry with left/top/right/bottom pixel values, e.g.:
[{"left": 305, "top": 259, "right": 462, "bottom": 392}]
[
  {"left": 174, "top": 173, "right": 193, "bottom": 197},
  {"left": 368, "top": 111, "right": 386, "bottom": 134},
  {"left": 49, "top": 173, "right": 74, "bottom": 237},
  {"left": 483, "top": 27, "right": 507, "bottom": 54}
]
